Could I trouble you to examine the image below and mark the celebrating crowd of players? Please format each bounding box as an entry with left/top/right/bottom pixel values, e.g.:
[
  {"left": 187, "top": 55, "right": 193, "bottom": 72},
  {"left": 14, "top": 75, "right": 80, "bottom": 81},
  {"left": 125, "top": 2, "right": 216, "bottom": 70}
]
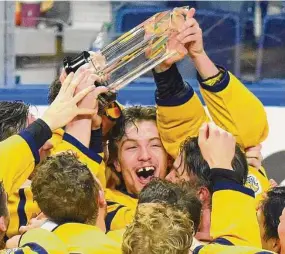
[{"left": 0, "top": 8, "right": 284, "bottom": 254}]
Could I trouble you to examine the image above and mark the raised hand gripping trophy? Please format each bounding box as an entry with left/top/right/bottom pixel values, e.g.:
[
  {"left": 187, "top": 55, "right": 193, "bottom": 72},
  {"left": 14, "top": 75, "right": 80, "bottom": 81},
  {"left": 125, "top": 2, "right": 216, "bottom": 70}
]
[{"left": 63, "top": 6, "right": 189, "bottom": 114}]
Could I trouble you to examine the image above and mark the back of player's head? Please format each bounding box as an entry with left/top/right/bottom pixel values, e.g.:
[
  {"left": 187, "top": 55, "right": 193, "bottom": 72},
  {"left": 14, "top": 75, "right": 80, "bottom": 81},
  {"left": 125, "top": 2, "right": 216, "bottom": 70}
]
[
  {"left": 261, "top": 186, "right": 285, "bottom": 241},
  {"left": 122, "top": 203, "right": 194, "bottom": 254},
  {"left": 180, "top": 137, "right": 248, "bottom": 190},
  {"left": 0, "top": 101, "right": 29, "bottom": 141},
  {"left": 31, "top": 152, "right": 100, "bottom": 225},
  {"left": 138, "top": 178, "right": 201, "bottom": 233},
  {"left": 48, "top": 78, "right": 61, "bottom": 104},
  {"left": 107, "top": 105, "right": 157, "bottom": 169}
]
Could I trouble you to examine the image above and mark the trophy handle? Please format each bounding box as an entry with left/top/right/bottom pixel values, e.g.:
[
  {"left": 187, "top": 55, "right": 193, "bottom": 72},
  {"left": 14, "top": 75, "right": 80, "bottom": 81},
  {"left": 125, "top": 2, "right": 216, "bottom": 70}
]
[{"left": 63, "top": 51, "right": 117, "bottom": 115}]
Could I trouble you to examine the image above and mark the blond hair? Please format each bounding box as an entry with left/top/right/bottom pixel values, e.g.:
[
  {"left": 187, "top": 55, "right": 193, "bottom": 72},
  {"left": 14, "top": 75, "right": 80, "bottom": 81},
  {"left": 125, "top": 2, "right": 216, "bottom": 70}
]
[{"left": 122, "top": 203, "right": 194, "bottom": 254}]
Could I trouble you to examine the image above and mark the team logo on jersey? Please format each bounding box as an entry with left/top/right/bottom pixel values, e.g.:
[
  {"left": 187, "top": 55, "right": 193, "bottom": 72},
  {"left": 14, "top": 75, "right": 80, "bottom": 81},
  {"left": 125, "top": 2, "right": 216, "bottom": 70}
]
[{"left": 246, "top": 174, "right": 261, "bottom": 195}]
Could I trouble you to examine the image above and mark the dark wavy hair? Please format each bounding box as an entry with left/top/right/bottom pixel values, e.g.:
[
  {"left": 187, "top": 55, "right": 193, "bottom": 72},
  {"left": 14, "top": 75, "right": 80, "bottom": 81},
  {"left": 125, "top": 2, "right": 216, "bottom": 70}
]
[
  {"left": 179, "top": 137, "right": 249, "bottom": 191},
  {"left": 261, "top": 186, "right": 285, "bottom": 241},
  {"left": 107, "top": 105, "right": 157, "bottom": 174},
  {"left": 0, "top": 101, "right": 29, "bottom": 141}
]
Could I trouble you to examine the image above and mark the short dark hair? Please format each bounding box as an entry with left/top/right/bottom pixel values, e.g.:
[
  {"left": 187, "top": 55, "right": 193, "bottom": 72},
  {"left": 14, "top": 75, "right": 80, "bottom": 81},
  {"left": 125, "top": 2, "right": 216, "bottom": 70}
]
[
  {"left": 0, "top": 101, "right": 29, "bottom": 141},
  {"left": 48, "top": 78, "right": 61, "bottom": 104},
  {"left": 138, "top": 178, "right": 202, "bottom": 233},
  {"left": 261, "top": 186, "right": 285, "bottom": 241},
  {"left": 0, "top": 181, "right": 8, "bottom": 217},
  {"left": 107, "top": 105, "right": 157, "bottom": 169},
  {"left": 179, "top": 137, "right": 248, "bottom": 191},
  {"left": 31, "top": 153, "right": 100, "bottom": 225}
]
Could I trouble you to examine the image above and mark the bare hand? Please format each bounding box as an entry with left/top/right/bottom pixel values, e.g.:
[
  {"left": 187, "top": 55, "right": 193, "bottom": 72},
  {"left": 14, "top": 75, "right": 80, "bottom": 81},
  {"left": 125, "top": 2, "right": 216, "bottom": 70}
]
[
  {"left": 269, "top": 179, "right": 278, "bottom": 188},
  {"left": 5, "top": 235, "right": 21, "bottom": 249},
  {"left": 41, "top": 70, "right": 106, "bottom": 131},
  {"left": 177, "top": 8, "right": 204, "bottom": 59},
  {"left": 154, "top": 8, "right": 196, "bottom": 72},
  {"left": 198, "top": 122, "right": 236, "bottom": 169},
  {"left": 73, "top": 65, "right": 108, "bottom": 110},
  {"left": 19, "top": 213, "right": 47, "bottom": 234},
  {"left": 59, "top": 68, "right": 67, "bottom": 84}
]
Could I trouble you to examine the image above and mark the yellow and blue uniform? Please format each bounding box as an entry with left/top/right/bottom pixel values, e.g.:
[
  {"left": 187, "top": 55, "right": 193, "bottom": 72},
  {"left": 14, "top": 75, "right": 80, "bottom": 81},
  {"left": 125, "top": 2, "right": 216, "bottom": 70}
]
[
  {"left": 198, "top": 66, "right": 270, "bottom": 205},
  {"left": 0, "top": 119, "right": 54, "bottom": 196},
  {"left": 0, "top": 119, "right": 51, "bottom": 239},
  {"left": 193, "top": 244, "right": 275, "bottom": 254},
  {"left": 193, "top": 174, "right": 273, "bottom": 253},
  {"left": 0, "top": 135, "right": 37, "bottom": 197},
  {"left": 51, "top": 130, "right": 106, "bottom": 187},
  {"left": 154, "top": 64, "right": 270, "bottom": 204},
  {"left": 2, "top": 227, "right": 69, "bottom": 254},
  {"left": 7, "top": 127, "right": 106, "bottom": 238},
  {"left": 105, "top": 188, "right": 137, "bottom": 231},
  {"left": 198, "top": 66, "right": 268, "bottom": 149},
  {"left": 6, "top": 187, "right": 40, "bottom": 239},
  {"left": 17, "top": 223, "right": 121, "bottom": 254}
]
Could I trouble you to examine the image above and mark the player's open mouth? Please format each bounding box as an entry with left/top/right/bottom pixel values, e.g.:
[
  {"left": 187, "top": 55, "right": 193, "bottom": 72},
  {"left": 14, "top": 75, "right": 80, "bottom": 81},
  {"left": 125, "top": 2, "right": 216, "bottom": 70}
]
[{"left": 136, "top": 166, "right": 156, "bottom": 184}]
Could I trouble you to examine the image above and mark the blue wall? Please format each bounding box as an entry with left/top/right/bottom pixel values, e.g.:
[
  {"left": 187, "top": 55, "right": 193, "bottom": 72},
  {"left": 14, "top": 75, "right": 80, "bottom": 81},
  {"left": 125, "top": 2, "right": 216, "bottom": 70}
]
[{"left": 0, "top": 78, "right": 285, "bottom": 106}]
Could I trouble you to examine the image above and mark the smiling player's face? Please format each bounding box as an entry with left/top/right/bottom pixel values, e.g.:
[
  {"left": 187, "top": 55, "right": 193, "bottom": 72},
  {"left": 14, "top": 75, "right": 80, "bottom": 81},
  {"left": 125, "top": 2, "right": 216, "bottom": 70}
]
[{"left": 114, "top": 120, "right": 168, "bottom": 195}]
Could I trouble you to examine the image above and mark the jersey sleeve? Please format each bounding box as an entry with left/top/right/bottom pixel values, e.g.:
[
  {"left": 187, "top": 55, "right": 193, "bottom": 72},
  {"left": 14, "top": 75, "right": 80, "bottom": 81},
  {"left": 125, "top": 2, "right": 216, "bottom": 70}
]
[
  {"left": 105, "top": 189, "right": 137, "bottom": 231},
  {"left": 51, "top": 132, "right": 106, "bottom": 188},
  {"left": 156, "top": 88, "right": 209, "bottom": 159},
  {"left": 199, "top": 66, "right": 269, "bottom": 149},
  {"left": 210, "top": 180, "right": 262, "bottom": 248},
  {"left": 0, "top": 134, "right": 37, "bottom": 196}
]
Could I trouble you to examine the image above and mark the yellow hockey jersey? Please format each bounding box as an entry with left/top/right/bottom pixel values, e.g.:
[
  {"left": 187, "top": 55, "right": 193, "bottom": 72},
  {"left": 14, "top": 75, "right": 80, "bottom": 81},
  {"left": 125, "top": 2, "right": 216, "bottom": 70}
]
[
  {"left": 51, "top": 131, "right": 106, "bottom": 187},
  {"left": 53, "top": 223, "right": 121, "bottom": 253},
  {"left": 192, "top": 244, "right": 275, "bottom": 254},
  {"left": 0, "top": 134, "right": 36, "bottom": 196},
  {"left": 107, "top": 228, "right": 125, "bottom": 245},
  {"left": 105, "top": 189, "right": 137, "bottom": 231},
  {"left": 192, "top": 180, "right": 273, "bottom": 253},
  {"left": 4, "top": 227, "right": 69, "bottom": 254},
  {"left": 199, "top": 68, "right": 270, "bottom": 204},
  {"left": 6, "top": 130, "right": 106, "bottom": 238},
  {"left": 156, "top": 67, "right": 270, "bottom": 204},
  {"left": 198, "top": 66, "right": 269, "bottom": 149},
  {"left": 6, "top": 187, "right": 40, "bottom": 239},
  {"left": 18, "top": 223, "right": 121, "bottom": 254}
]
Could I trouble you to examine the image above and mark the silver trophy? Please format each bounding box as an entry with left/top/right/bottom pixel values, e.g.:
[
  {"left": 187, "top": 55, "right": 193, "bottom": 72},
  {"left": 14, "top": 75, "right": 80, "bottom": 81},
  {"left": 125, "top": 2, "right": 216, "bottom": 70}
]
[{"left": 63, "top": 6, "right": 189, "bottom": 112}]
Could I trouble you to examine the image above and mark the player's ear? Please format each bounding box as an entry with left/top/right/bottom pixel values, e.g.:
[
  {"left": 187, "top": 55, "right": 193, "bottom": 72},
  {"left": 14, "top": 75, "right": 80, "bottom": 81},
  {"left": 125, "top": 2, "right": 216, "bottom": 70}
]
[{"left": 0, "top": 216, "right": 7, "bottom": 232}]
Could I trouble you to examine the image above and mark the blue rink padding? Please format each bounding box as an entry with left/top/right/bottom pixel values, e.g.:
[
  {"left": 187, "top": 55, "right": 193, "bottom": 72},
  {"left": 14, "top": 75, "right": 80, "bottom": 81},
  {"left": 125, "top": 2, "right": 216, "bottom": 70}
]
[{"left": 0, "top": 77, "right": 285, "bottom": 106}]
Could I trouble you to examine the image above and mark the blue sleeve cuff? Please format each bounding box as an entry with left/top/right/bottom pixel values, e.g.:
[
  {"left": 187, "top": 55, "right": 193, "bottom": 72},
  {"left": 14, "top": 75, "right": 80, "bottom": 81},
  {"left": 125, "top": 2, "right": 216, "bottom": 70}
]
[
  {"left": 19, "top": 131, "right": 40, "bottom": 165},
  {"left": 90, "top": 128, "right": 103, "bottom": 153},
  {"left": 155, "top": 83, "right": 194, "bottom": 106},
  {"left": 198, "top": 65, "right": 230, "bottom": 93},
  {"left": 63, "top": 133, "right": 103, "bottom": 164},
  {"left": 213, "top": 181, "right": 255, "bottom": 198}
]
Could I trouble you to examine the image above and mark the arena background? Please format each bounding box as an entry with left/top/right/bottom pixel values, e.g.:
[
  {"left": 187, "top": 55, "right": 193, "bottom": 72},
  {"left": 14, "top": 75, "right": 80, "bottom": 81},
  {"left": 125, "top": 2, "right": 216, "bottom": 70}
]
[{"left": 0, "top": 0, "right": 284, "bottom": 181}]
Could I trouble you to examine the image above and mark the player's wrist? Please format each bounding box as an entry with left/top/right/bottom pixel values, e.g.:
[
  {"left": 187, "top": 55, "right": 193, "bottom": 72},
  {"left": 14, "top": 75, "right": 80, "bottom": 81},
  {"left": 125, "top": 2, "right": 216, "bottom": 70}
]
[
  {"left": 188, "top": 49, "right": 206, "bottom": 60},
  {"left": 154, "top": 63, "right": 172, "bottom": 73}
]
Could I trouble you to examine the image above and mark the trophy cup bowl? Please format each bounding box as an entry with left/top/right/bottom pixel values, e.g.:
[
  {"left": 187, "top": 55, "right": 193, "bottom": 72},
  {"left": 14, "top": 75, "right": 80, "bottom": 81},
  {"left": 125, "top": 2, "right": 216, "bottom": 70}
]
[{"left": 63, "top": 6, "right": 189, "bottom": 113}]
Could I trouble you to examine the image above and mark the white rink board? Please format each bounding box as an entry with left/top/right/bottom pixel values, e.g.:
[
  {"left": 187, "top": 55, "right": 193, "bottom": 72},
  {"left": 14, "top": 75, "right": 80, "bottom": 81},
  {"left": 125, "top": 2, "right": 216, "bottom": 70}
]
[{"left": 31, "top": 106, "right": 285, "bottom": 160}]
